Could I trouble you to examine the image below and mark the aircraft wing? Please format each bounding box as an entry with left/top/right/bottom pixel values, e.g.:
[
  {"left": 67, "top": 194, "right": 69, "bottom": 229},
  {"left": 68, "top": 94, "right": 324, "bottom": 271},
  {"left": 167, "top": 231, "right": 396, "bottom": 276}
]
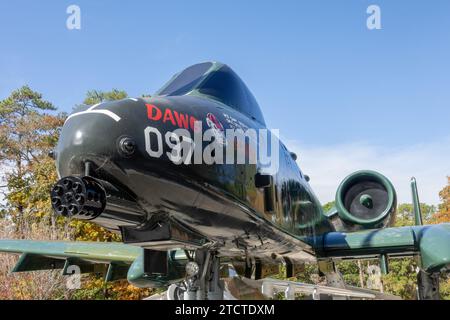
[
  {"left": 0, "top": 240, "right": 142, "bottom": 281},
  {"left": 319, "top": 223, "right": 450, "bottom": 273}
]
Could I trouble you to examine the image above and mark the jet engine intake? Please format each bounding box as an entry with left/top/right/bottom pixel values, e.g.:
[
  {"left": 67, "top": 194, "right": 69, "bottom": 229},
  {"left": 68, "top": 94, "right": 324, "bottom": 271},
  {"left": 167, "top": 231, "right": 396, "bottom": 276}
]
[{"left": 333, "top": 170, "right": 397, "bottom": 230}]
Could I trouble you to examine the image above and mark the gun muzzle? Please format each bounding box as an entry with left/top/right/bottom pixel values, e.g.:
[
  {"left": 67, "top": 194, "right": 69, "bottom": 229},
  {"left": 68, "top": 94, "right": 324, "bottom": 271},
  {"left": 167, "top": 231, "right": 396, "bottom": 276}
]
[{"left": 51, "top": 176, "right": 106, "bottom": 219}]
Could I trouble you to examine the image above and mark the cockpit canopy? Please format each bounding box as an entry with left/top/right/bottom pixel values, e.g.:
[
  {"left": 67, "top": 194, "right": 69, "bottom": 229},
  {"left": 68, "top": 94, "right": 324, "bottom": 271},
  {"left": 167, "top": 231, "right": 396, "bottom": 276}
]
[{"left": 155, "top": 62, "right": 266, "bottom": 125}]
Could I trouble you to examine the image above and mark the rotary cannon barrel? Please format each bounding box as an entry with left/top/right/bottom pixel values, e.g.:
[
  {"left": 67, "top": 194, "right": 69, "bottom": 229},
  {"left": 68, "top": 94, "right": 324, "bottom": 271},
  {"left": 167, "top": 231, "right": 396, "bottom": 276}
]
[
  {"left": 50, "top": 176, "right": 147, "bottom": 229},
  {"left": 51, "top": 176, "right": 106, "bottom": 220}
]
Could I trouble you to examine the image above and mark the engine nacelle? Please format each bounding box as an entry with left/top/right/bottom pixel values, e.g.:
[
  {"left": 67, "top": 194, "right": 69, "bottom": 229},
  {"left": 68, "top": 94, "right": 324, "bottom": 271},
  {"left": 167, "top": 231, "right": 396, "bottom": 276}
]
[{"left": 330, "top": 170, "right": 397, "bottom": 231}]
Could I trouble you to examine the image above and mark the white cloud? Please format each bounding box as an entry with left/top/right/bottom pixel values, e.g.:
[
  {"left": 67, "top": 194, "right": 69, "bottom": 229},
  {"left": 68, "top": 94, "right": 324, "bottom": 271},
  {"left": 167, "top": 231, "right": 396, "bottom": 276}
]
[{"left": 285, "top": 137, "right": 450, "bottom": 205}]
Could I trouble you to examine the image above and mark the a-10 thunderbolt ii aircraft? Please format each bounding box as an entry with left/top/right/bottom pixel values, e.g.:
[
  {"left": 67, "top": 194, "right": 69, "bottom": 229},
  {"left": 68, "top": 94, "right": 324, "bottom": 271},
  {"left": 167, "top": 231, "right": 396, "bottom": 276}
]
[{"left": 0, "top": 62, "right": 449, "bottom": 300}]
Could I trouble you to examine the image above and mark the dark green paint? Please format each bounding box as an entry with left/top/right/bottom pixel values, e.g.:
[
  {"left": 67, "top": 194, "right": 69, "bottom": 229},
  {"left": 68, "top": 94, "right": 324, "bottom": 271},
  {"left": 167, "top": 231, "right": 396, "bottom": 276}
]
[
  {"left": 411, "top": 177, "right": 424, "bottom": 226},
  {"left": 379, "top": 254, "right": 389, "bottom": 274},
  {"left": 319, "top": 224, "right": 450, "bottom": 273},
  {"left": 335, "top": 170, "right": 396, "bottom": 228}
]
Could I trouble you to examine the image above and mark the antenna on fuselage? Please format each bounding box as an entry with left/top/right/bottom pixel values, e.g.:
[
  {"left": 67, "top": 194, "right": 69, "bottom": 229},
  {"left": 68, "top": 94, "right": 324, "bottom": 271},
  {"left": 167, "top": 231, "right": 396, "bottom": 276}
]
[{"left": 410, "top": 177, "right": 423, "bottom": 226}]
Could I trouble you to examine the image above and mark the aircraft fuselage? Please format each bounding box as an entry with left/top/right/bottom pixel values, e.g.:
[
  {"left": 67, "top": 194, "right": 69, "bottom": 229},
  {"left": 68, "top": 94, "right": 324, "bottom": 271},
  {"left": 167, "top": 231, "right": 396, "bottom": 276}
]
[{"left": 55, "top": 94, "right": 332, "bottom": 262}]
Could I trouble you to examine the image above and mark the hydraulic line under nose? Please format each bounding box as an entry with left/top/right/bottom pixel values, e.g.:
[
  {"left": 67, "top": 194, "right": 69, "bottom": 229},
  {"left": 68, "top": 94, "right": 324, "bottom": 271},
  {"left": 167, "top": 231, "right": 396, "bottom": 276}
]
[{"left": 51, "top": 176, "right": 106, "bottom": 219}]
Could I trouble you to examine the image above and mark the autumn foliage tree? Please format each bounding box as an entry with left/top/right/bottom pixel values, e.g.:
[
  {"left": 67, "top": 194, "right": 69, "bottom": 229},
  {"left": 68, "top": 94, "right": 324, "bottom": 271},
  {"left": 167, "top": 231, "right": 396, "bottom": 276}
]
[
  {"left": 430, "top": 177, "right": 450, "bottom": 299},
  {"left": 433, "top": 177, "right": 450, "bottom": 224},
  {"left": 0, "top": 85, "right": 66, "bottom": 227},
  {"left": 0, "top": 87, "right": 153, "bottom": 299},
  {"left": 0, "top": 86, "right": 69, "bottom": 299}
]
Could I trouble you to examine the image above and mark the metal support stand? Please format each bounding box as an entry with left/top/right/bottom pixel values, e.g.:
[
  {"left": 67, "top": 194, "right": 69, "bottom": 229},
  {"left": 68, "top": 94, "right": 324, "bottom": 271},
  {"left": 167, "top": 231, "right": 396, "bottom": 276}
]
[
  {"left": 318, "top": 260, "right": 347, "bottom": 300},
  {"left": 417, "top": 270, "right": 440, "bottom": 300},
  {"left": 379, "top": 254, "right": 389, "bottom": 275}
]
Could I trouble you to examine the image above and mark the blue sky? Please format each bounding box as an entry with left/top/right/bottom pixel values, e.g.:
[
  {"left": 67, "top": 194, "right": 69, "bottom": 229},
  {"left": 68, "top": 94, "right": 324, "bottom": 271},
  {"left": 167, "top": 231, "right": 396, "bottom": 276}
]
[{"left": 0, "top": 1, "right": 449, "bottom": 204}]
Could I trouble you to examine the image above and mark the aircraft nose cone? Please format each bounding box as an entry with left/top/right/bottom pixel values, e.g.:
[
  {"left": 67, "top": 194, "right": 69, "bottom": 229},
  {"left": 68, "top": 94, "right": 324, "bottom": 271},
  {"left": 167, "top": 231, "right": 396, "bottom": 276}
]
[{"left": 55, "top": 100, "right": 133, "bottom": 177}]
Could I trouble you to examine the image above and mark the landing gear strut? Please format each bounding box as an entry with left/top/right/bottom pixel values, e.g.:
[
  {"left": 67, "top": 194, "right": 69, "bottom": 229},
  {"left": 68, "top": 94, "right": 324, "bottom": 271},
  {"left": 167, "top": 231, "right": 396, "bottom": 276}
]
[{"left": 167, "top": 250, "right": 224, "bottom": 300}]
